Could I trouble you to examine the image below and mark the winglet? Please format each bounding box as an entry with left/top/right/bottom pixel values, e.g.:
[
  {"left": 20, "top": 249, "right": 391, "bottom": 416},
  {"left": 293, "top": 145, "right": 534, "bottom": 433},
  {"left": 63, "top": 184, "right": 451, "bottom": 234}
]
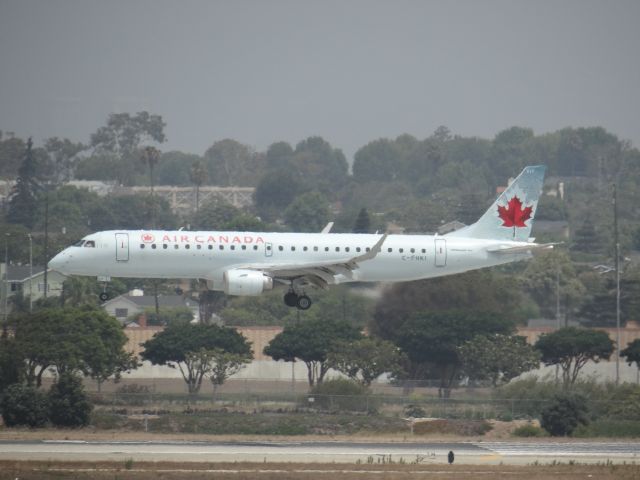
[
  {"left": 321, "top": 222, "right": 334, "bottom": 234},
  {"left": 350, "top": 233, "right": 388, "bottom": 263}
]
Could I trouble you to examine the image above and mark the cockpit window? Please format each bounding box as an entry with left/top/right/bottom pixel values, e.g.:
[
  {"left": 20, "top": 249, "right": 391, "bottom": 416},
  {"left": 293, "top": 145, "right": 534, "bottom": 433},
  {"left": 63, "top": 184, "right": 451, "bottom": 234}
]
[
  {"left": 84, "top": 240, "right": 96, "bottom": 248},
  {"left": 72, "top": 240, "right": 85, "bottom": 247}
]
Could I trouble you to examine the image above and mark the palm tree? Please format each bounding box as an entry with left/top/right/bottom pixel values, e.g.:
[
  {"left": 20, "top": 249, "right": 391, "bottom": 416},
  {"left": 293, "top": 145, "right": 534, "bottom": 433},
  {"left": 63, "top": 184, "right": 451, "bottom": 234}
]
[
  {"left": 190, "top": 159, "right": 209, "bottom": 216},
  {"left": 140, "top": 146, "right": 161, "bottom": 228}
]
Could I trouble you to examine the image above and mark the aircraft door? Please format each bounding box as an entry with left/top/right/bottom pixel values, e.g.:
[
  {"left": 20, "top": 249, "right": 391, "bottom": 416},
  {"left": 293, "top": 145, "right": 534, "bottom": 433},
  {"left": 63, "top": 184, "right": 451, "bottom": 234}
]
[
  {"left": 115, "top": 233, "right": 129, "bottom": 262},
  {"left": 434, "top": 238, "right": 447, "bottom": 267},
  {"left": 265, "top": 242, "right": 273, "bottom": 257}
]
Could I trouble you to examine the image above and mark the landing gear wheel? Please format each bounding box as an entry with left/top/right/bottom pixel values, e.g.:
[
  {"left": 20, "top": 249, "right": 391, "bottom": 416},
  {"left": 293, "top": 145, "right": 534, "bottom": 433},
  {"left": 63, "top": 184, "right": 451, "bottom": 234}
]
[
  {"left": 296, "top": 295, "right": 312, "bottom": 310},
  {"left": 284, "top": 291, "right": 298, "bottom": 307},
  {"left": 99, "top": 292, "right": 109, "bottom": 302}
]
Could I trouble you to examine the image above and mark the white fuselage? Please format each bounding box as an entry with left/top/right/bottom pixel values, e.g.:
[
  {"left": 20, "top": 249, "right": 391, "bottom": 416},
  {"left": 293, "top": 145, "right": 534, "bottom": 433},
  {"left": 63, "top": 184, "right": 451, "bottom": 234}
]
[{"left": 49, "top": 229, "right": 530, "bottom": 290}]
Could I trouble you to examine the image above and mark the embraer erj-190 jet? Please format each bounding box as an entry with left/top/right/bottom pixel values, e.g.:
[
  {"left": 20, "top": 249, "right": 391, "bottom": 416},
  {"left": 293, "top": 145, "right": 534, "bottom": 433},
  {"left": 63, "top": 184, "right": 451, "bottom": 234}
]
[{"left": 49, "top": 166, "right": 551, "bottom": 310}]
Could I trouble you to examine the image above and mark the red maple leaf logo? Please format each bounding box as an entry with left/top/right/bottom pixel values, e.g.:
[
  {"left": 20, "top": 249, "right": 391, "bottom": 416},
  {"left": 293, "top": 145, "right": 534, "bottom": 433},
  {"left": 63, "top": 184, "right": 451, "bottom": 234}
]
[
  {"left": 141, "top": 233, "right": 155, "bottom": 243},
  {"left": 497, "top": 196, "right": 533, "bottom": 228}
]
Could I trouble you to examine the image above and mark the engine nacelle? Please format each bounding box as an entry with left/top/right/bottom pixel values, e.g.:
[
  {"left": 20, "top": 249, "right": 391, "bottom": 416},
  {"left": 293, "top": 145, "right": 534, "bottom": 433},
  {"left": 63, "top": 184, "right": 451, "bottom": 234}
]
[{"left": 223, "top": 269, "right": 273, "bottom": 296}]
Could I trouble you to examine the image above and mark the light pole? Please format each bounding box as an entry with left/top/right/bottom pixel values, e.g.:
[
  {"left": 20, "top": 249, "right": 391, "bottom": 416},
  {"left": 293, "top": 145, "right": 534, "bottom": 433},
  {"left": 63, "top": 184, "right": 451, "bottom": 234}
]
[
  {"left": 613, "top": 183, "right": 621, "bottom": 385},
  {"left": 27, "top": 233, "right": 33, "bottom": 313}
]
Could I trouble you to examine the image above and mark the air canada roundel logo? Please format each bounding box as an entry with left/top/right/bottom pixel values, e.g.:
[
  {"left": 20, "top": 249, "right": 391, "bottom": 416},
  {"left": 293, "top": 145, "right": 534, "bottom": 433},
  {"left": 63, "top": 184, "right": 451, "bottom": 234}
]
[{"left": 141, "top": 233, "right": 155, "bottom": 243}]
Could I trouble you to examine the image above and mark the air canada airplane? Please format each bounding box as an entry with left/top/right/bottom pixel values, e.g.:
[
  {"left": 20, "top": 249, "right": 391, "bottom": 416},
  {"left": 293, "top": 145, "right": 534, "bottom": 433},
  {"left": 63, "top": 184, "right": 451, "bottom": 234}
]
[{"left": 49, "top": 166, "right": 552, "bottom": 310}]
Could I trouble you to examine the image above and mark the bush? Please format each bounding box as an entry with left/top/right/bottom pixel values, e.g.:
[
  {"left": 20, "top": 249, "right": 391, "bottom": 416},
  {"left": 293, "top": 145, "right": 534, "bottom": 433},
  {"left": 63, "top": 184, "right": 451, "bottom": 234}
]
[
  {"left": 115, "top": 383, "right": 151, "bottom": 406},
  {"left": 48, "top": 373, "right": 93, "bottom": 427},
  {"left": 403, "top": 404, "right": 426, "bottom": 418},
  {"left": 512, "top": 423, "right": 547, "bottom": 437},
  {"left": 308, "top": 378, "right": 375, "bottom": 412},
  {"left": 0, "top": 383, "right": 49, "bottom": 427},
  {"left": 573, "top": 420, "right": 640, "bottom": 438},
  {"left": 540, "top": 392, "right": 589, "bottom": 436}
]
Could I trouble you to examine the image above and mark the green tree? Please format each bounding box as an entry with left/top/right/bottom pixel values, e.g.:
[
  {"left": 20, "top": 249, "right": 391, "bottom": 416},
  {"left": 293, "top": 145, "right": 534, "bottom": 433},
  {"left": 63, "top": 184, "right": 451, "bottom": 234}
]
[
  {"left": 42, "top": 137, "right": 85, "bottom": 183},
  {"left": 371, "top": 270, "right": 525, "bottom": 341},
  {"left": 534, "top": 327, "right": 614, "bottom": 387},
  {"left": 520, "top": 250, "right": 587, "bottom": 322},
  {"left": 0, "top": 337, "right": 25, "bottom": 394},
  {"left": 0, "top": 131, "right": 26, "bottom": 178},
  {"left": 7, "top": 138, "right": 40, "bottom": 228},
  {"left": 352, "top": 207, "right": 371, "bottom": 233},
  {"left": 328, "top": 338, "right": 405, "bottom": 386},
  {"left": 190, "top": 159, "right": 209, "bottom": 214},
  {"left": 155, "top": 151, "right": 201, "bottom": 186},
  {"left": 204, "top": 139, "right": 261, "bottom": 186},
  {"left": 291, "top": 136, "right": 348, "bottom": 195},
  {"left": 48, "top": 373, "right": 93, "bottom": 427},
  {"left": 208, "top": 349, "right": 252, "bottom": 398},
  {"left": 393, "top": 311, "right": 515, "bottom": 397},
  {"left": 352, "top": 138, "right": 400, "bottom": 183},
  {"left": 264, "top": 317, "right": 362, "bottom": 387},
  {"left": 140, "top": 324, "right": 252, "bottom": 394},
  {"left": 14, "top": 308, "right": 136, "bottom": 387},
  {"left": 540, "top": 392, "right": 589, "bottom": 436},
  {"left": 254, "top": 169, "right": 304, "bottom": 221},
  {"left": 621, "top": 339, "right": 640, "bottom": 371},
  {"left": 0, "top": 383, "right": 49, "bottom": 427},
  {"left": 90, "top": 112, "right": 166, "bottom": 185},
  {"left": 458, "top": 334, "right": 541, "bottom": 387},
  {"left": 284, "top": 192, "right": 330, "bottom": 232}
]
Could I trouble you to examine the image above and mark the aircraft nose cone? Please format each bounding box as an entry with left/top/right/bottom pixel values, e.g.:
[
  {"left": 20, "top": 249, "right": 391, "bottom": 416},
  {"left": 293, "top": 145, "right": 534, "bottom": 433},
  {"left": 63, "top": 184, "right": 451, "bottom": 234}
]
[{"left": 48, "top": 252, "right": 68, "bottom": 273}]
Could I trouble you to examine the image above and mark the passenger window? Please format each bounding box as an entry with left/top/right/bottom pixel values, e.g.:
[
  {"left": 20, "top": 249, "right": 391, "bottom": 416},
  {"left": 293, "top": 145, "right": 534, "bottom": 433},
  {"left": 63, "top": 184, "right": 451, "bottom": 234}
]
[
  {"left": 151, "top": 244, "right": 157, "bottom": 249},
  {"left": 174, "top": 244, "right": 179, "bottom": 249},
  {"left": 219, "top": 245, "right": 224, "bottom": 250},
  {"left": 399, "top": 248, "right": 404, "bottom": 253},
  {"left": 230, "top": 245, "right": 235, "bottom": 250},
  {"left": 140, "top": 244, "right": 145, "bottom": 249},
  {"left": 313, "top": 246, "right": 318, "bottom": 252},
  {"left": 356, "top": 247, "right": 361, "bottom": 252},
  {"left": 366, "top": 247, "right": 370, "bottom": 252},
  {"left": 253, "top": 245, "right": 258, "bottom": 250},
  {"left": 303, "top": 246, "right": 308, "bottom": 251},
  {"left": 185, "top": 244, "right": 191, "bottom": 250},
  {"left": 163, "top": 244, "right": 168, "bottom": 249},
  {"left": 291, "top": 246, "right": 295, "bottom": 251},
  {"left": 421, "top": 248, "right": 426, "bottom": 253},
  {"left": 241, "top": 245, "right": 246, "bottom": 250},
  {"left": 345, "top": 247, "right": 350, "bottom": 252},
  {"left": 208, "top": 245, "right": 213, "bottom": 250},
  {"left": 335, "top": 247, "right": 340, "bottom": 252},
  {"left": 387, "top": 248, "right": 393, "bottom": 253},
  {"left": 278, "top": 246, "right": 283, "bottom": 251},
  {"left": 325, "top": 247, "right": 329, "bottom": 252},
  {"left": 197, "top": 244, "right": 202, "bottom": 250},
  {"left": 410, "top": 248, "right": 415, "bottom": 253}
]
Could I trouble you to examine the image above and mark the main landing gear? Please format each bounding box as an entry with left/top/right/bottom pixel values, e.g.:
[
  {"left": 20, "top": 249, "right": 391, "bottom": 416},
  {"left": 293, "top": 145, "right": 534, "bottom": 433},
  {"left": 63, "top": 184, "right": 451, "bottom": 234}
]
[
  {"left": 283, "top": 290, "right": 312, "bottom": 310},
  {"left": 98, "top": 276, "right": 111, "bottom": 302}
]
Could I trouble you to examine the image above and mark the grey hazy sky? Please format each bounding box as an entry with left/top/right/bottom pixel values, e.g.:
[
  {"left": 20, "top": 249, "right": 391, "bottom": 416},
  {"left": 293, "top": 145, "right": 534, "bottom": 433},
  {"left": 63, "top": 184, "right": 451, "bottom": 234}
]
[{"left": 1, "top": 0, "right": 639, "bottom": 161}]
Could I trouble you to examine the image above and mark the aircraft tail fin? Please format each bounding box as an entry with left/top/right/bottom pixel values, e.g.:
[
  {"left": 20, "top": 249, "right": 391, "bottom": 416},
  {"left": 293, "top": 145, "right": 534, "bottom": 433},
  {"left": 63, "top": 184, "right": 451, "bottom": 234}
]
[{"left": 447, "top": 165, "right": 546, "bottom": 241}]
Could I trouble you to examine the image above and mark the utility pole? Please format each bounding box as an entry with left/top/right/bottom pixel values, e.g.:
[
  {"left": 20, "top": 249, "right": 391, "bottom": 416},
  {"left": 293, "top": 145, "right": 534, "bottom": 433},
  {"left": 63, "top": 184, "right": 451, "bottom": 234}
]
[
  {"left": 613, "top": 182, "right": 621, "bottom": 385},
  {"left": 3, "top": 233, "right": 9, "bottom": 337},
  {"left": 28, "top": 233, "right": 33, "bottom": 312},
  {"left": 43, "top": 189, "right": 49, "bottom": 299}
]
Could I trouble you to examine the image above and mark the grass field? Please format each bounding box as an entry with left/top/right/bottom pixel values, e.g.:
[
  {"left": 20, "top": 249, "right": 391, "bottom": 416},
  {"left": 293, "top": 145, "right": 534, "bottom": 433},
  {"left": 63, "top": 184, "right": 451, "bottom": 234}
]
[{"left": 1, "top": 460, "right": 639, "bottom": 480}]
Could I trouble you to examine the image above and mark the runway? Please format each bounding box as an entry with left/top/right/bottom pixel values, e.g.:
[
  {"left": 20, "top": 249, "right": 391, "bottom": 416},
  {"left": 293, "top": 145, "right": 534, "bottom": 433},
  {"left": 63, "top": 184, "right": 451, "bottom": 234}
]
[{"left": 1, "top": 440, "right": 639, "bottom": 465}]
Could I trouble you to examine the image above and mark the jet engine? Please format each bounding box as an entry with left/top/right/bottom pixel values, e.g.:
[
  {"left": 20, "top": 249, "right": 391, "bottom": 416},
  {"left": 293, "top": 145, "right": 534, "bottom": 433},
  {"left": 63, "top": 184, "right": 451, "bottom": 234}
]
[{"left": 223, "top": 269, "right": 273, "bottom": 296}]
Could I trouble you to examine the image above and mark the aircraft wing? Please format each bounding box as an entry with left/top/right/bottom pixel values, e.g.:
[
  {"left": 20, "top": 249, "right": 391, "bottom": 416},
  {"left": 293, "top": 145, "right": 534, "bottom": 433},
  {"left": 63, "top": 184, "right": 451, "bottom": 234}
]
[{"left": 235, "top": 234, "right": 387, "bottom": 288}]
